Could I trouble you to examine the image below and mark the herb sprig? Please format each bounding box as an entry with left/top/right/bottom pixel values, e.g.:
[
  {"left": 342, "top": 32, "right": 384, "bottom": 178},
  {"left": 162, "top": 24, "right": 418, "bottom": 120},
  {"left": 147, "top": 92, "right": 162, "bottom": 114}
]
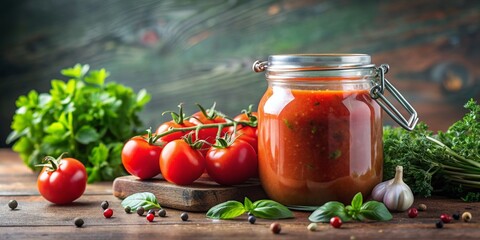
[
  {"left": 308, "top": 192, "right": 392, "bottom": 222},
  {"left": 206, "top": 197, "right": 294, "bottom": 220},
  {"left": 7, "top": 64, "right": 150, "bottom": 182}
]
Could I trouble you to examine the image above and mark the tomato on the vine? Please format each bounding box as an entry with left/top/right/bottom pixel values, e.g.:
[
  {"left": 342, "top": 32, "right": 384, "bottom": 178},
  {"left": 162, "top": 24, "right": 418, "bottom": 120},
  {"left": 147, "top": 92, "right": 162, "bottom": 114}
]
[
  {"left": 156, "top": 104, "right": 195, "bottom": 142},
  {"left": 122, "top": 130, "right": 163, "bottom": 180},
  {"left": 228, "top": 112, "right": 258, "bottom": 153},
  {"left": 205, "top": 138, "right": 257, "bottom": 185},
  {"left": 37, "top": 154, "right": 87, "bottom": 204},
  {"left": 188, "top": 103, "right": 228, "bottom": 155},
  {"left": 159, "top": 139, "right": 205, "bottom": 185}
]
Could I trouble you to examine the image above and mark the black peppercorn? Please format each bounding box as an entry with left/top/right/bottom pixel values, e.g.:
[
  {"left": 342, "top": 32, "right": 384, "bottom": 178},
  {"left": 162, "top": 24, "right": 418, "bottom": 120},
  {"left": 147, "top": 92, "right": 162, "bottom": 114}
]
[
  {"left": 158, "top": 209, "right": 166, "bottom": 217},
  {"left": 147, "top": 209, "right": 156, "bottom": 216},
  {"left": 180, "top": 212, "right": 189, "bottom": 221},
  {"left": 248, "top": 215, "right": 256, "bottom": 224},
  {"left": 137, "top": 206, "right": 145, "bottom": 216},
  {"left": 74, "top": 217, "right": 84, "bottom": 228},
  {"left": 436, "top": 220, "right": 444, "bottom": 229},
  {"left": 8, "top": 200, "right": 18, "bottom": 210},
  {"left": 101, "top": 201, "right": 109, "bottom": 210},
  {"left": 452, "top": 212, "right": 460, "bottom": 220}
]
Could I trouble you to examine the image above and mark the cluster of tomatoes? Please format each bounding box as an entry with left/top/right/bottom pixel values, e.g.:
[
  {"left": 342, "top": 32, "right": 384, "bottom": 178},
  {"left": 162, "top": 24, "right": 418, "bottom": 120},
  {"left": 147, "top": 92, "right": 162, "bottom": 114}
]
[{"left": 121, "top": 104, "right": 259, "bottom": 186}]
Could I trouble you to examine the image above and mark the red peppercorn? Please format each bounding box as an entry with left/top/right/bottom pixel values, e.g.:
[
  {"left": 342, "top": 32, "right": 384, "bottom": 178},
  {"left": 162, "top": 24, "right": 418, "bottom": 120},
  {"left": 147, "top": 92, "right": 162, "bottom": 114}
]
[
  {"left": 146, "top": 213, "right": 155, "bottom": 222},
  {"left": 408, "top": 208, "right": 419, "bottom": 218},
  {"left": 103, "top": 208, "right": 113, "bottom": 218},
  {"left": 440, "top": 214, "right": 452, "bottom": 223},
  {"left": 270, "top": 222, "right": 281, "bottom": 234},
  {"left": 330, "top": 216, "right": 342, "bottom": 228}
]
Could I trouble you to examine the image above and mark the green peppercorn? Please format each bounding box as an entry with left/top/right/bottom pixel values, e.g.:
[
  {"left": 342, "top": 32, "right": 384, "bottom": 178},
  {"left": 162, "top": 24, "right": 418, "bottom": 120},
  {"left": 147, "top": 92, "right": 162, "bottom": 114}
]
[
  {"left": 137, "top": 206, "right": 145, "bottom": 216},
  {"left": 158, "top": 209, "right": 166, "bottom": 217},
  {"left": 101, "top": 201, "right": 109, "bottom": 210},
  {"left": 124, "top": 206, "right": 131, "bottom": 214},
  {"left": 74, "top": 217, "right": 84, "bottom": 228},
  {"left": 8, "top": 200, "right": 18, "bottom": 210},
  {"left": 180, "top": 212, "right": 189, "bottom": 221}
]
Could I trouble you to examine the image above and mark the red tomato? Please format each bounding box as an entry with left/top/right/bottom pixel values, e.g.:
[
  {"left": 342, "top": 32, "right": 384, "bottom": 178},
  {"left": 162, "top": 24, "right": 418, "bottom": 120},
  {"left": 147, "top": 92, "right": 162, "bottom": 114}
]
[
  {"left": 156, "top": 120, "right": 195, "bottom": 142},
  {"left": 189, "top": 111, "right": 228, "bottom": 155},
  {"left": 159, "top": 139, "right": 205, "bottom": 185},
  {"left": 122, "top": 136, "right": 163, "bottom": 180},
  {"left": 37, "top": 156, "right": 87, "bottom": 204},
  {"left": 205, "top": 139, "right": 257, "bottom": 185},
  {"left": 228, "top": 112, "right": 258, "bottom": 152}
]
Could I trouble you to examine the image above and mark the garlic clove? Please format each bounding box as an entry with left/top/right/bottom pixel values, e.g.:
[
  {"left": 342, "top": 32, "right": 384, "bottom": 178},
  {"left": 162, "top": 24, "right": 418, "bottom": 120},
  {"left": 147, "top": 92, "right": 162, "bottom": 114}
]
[
  {"left": 371, "top": 179, "right": 393, "bottom": 202},
  {"left": 382, "top": 166, "right": 414, "bottom": 212}
]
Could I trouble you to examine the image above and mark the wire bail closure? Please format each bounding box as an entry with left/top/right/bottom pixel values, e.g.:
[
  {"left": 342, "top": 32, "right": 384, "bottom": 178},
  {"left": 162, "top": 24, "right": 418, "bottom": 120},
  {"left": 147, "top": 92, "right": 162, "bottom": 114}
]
[{"left": 370, "top": 64, "right": 418, "bottom": 131}]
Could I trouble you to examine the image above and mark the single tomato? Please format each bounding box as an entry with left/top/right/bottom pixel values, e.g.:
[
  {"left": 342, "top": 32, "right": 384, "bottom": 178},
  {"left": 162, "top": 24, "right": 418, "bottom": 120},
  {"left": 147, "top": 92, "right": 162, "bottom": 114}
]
[
  {"left": 159, "top": 139, "right": 205, "bottom": 185},
  {"left": 189, "top": 110, "right": 227, "bottom": 156},
  {"left": 228, "top": 112, "right": 258, "bottom": 152},
  {"left": 205, "top": 138, "right": 257, "bottom": 185},
  {"left": 122, "top": 132, "right": 163, "bottom": 180},
  {"left": 37, "top": 154, "right": 87, "bottom": 204}
]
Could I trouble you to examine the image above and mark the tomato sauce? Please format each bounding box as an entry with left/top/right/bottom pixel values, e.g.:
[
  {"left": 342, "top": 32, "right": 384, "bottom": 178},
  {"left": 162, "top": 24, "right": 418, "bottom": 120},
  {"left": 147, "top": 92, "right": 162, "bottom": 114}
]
[{"left": 258, "top": 86, "right": 383, "bottom": 205}]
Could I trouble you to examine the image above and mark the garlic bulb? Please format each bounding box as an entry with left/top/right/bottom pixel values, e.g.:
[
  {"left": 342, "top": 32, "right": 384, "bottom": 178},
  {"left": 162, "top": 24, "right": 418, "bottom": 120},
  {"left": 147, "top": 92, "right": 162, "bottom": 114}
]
[{"left": 371, "top": 166, "right": 414, "bottom": 212}]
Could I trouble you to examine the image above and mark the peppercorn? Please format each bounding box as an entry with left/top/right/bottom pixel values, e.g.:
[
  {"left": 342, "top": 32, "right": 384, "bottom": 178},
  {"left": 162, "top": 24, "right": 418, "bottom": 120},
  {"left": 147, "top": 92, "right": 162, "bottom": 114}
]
[
  {"left": 452, "top": 212, "right": 460, "bottom": 220},
  {"left": 8, "top": 200, "right": 18, "bottom": 210},
  {"left": 270, "top": 222, "right": 281, "bottom": 234},
  {"left": 74, "top": 217, "right": 84, "bottom": 228},
  {"left": 101, "top": 201, "right": 109, "bottom": 210},
  {"left": 440, "top": 214, "right": 452, "bottom": 223},
  {"left": 180, "top": 212, "right": 189, "bottom": 221},
  {"left": 307, "top": 223, "right": 317, "bottom": 231},
  {"left": 408, "top": 208, "right": 418, "bottom": 218},
  {"left": 435, "top": 220, "right": 444, "bottom": 228},
  {"left": 462, "top": 212, "right": 472, "bottom": 222},
  {"left": 248, "top": 215, "right": 256, "bottom": 224},
  {"left": 137, "top": 206, "right": 145, "bottom": 216},
  {"left": 103, "top": 208, "right": 113, "bottom": 218},
  {"left": 146, "top": 213, "right": 155, "bottom": 222},
  {"left": 147, "top": 209, "right": 156, "bottom": 216},
  {"left": 158, "top": 209, "right": 167, "bottom": 217},
  {"left": 124, "top": 206, "right": 131, "bottom": 214},
  {"left": 417, "top": 203, "right": 427, "bottom": 211}
]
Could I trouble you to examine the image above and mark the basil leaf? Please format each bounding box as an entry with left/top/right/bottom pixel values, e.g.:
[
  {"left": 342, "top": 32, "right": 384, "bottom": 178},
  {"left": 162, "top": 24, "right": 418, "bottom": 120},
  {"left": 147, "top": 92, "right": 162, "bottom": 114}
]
[
  {"left": 359, "top": 201, "right": 393, "bottom": 221},
  {"left": 308, "top": 201, "right": 351, "bottom": 223},
  {"left": 244, "top": 197, "right": 254, "bottom": 213},
  {"left": 121, "top": 192, "right": 161, "bottom": 211},
  {"left": 251, "top": 200, "right": 293, "bottom": 219},
  {"left": 351, "top": 192, "right": 363, "bottom": 210},
  {"left": 206, "top": 200, "right": 245, "bottom": 219}
]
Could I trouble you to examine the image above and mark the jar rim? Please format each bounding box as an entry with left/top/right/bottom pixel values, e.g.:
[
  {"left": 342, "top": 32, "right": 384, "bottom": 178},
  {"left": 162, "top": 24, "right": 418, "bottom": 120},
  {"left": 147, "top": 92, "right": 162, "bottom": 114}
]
[{"left": 267, "top": 54, "right": 374, "bottom": 71}]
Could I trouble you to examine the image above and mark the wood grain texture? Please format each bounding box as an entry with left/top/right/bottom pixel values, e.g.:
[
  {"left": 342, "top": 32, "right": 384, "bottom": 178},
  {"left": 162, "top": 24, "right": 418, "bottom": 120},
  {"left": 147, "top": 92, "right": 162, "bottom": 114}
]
[
  {"left": 0, "top": 149, "right": 480, "bottom": 239},
  {"left": 112, "top": 175, "right": 266, "bottom": 211}
]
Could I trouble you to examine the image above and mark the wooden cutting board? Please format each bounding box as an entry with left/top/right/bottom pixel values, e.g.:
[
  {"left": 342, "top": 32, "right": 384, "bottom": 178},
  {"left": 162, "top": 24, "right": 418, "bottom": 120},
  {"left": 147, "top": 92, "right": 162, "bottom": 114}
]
[{"left": 112, "top": 175, "right": 267, "bottom": 212}]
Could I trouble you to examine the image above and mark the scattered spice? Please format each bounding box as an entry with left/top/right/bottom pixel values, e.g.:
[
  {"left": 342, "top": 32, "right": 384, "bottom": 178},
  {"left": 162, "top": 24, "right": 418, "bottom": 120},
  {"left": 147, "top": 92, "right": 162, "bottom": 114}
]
[
  {"left": 137, "top": 206, "right": 145, "bottom": 216},
  {"left": 452, "top": 212, "right": 460, "bottom": 220},
  {"left": 307, "top": 223, "right": 317, "bottom": 231},
  {"left": 418, "top": 204, "right": 427, "bottom": 211},
  {"left": 146, "top": 213, "right": 154, "bottom": 222},
  {"left": 330, "top": 217, "right": 342, "bottom": 228},
  {"left": 440, "top": 214, "right": 452, "bottom": 223},
  {"left": 103, "top": 208, "right": 113, "bottom": 218},
  {"left": 74, "top": 217, "right": 84, "bottom": 228},
  {"left": 408, "top": 208, "right": 418, "bottom": 218},
  {"left": 124, "top": 206, "right": 131, "bottom": 214},
  {"left": 435, "top": 220, "right": 444, "bottom": 229},
  {"left": 462, "top": 212, "right": 472, "bottom": 222},
  {"left": 270, "top": 222, "right": 281, "bottom": 234},
  {"left": 248, "top": 215, "right": 256, "bottom": 224},
  {"left": 181, "top": 212, "right": 189, "bottom": 221},
  {"left": 8, "top": 200, "right": 18, "bottom": 210},
  {"left": 101, "top": 201, "right": 109, "bottom": 210},
  {"left": 158, "top": 209, "right": 167, "bottom": 217},
  {"left": 147, "top": 209, "right": 156, "bottom": 216}
]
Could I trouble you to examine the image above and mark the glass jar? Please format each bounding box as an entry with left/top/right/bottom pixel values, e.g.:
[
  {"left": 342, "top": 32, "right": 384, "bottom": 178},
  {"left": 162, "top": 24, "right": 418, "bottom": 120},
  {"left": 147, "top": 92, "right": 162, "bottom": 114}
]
[{"left": 253, "top": 54, "right": 418, "bottom": 206}]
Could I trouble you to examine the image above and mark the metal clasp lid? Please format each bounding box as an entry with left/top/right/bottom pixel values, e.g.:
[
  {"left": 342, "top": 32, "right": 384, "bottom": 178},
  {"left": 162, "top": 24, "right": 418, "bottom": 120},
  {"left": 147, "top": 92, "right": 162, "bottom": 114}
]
[{"left": 370, "top": 64, "right": 419, "bottom": 131}]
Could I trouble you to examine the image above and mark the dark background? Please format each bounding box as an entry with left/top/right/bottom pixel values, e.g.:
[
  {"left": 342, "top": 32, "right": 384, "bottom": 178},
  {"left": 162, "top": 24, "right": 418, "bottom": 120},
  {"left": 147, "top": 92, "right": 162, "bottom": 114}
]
[{"left": 1, "top": 0, "right": 479, "bottom": 148}]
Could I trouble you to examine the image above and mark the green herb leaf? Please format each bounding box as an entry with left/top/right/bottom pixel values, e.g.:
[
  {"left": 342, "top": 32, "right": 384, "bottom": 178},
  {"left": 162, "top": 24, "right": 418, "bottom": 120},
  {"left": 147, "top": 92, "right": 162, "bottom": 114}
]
[
  {"left": 75, "top": 125, "right": 100, "bottom": 144},
  {"left": 244, "top": 197, "right": 254, "bottom": 213},
  {"left": 351, "top": 192, "right": 363, "bottom": 210},
  {"left": 250, "top": 200, "right": 294, "bottom": 219},
  {"left": 121, "top": 192, "right": 161, "bottom": 211},
  {"left": 308, "top": 201, "right": 350, "bottom": 223},
  {"left": 206, "top": 200, "right": 245, "bottom": 219},
  {"left": 358, "top": 201, "right": 392, "bottom": 221}
]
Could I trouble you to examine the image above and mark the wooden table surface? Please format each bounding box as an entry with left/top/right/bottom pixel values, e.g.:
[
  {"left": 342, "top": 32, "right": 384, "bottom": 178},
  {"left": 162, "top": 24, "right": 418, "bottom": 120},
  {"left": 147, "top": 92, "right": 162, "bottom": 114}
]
[{"left": 1, "top": 148, "right": 479, "bottom": 239}]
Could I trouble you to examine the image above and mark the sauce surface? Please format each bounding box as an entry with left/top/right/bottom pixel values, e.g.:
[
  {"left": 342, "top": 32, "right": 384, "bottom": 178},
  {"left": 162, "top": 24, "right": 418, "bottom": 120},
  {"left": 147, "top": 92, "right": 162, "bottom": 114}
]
[{"left": 258, "top": 86, "right": 383, "bottom": 205}]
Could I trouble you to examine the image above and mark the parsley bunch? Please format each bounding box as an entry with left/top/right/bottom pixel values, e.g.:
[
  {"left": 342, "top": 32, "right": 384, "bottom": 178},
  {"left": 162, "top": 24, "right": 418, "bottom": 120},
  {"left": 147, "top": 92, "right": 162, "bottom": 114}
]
[
  {"left": 7, "top": 64, "right": 150, "bottom": 183},
  {"left": 383, "top": 99, "right": 480, "bottom": 201}
]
